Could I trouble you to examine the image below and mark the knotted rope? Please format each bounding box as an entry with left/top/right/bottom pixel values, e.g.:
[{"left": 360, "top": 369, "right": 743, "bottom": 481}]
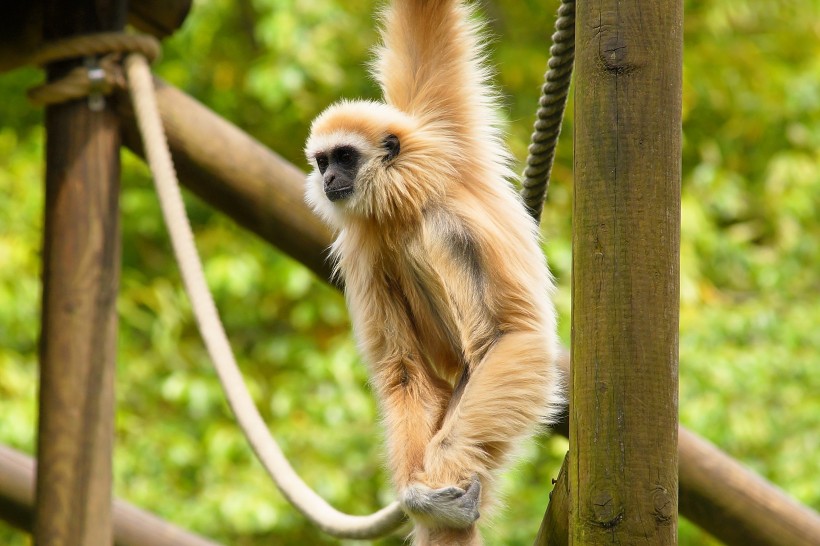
[{"left": 520, "top": 0, "right": 575, "bottom": 223}]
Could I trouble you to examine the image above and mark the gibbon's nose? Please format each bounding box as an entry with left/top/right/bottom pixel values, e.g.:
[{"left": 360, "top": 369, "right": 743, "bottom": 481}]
[{"left": 324, "top": 173, "right": 336, "bottom": 188}]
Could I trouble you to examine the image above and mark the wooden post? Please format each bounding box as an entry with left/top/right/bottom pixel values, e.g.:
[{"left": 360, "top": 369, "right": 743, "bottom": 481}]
[
  {"left": 570, "top": 0, "right": 682, "bottom": 543},
  {"left": 34, "top": 1, "right": 125, "bottom": 545}
]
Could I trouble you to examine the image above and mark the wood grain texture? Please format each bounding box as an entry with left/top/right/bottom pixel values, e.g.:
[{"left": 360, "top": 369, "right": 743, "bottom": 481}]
[
  {"left": 570, "top": 0, "right": 682, "bottom": 543},
  {"left": 34, "top": 2, "right": 125, "bottom": 544}
]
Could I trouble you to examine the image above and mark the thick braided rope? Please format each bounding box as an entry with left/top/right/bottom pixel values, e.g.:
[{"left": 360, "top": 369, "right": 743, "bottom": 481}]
[
  {"left": 520, "top": 0, "right": 575, "bottom": 223},
  {"left": 27, "top": 33, "right": 160, "bottom": 106},
  {"left": 123, "top": 53, "right": 406, "bottom": 540}
]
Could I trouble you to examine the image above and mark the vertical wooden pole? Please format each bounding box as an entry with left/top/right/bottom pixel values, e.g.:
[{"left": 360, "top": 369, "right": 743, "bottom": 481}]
[
  {"left": 570, "top": 0, "right": 682, "bottom": 544},
  {"left": 35, "top": 1, "right": 126, "bottom": 545}
]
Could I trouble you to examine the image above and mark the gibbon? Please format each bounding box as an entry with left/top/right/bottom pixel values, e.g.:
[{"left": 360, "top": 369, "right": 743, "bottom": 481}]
[{"left": 304, "top": 0, "right": 561, "bottom": 544}]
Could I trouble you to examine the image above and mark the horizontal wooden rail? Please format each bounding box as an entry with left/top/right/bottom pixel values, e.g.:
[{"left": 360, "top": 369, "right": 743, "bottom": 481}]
[
  {"left": 0, "top": 444, "right": 222, "bottom": 546},
  {"left": 0, "top": 0, "right": 191, "bottom": 74},
  {"left": 113, "top": 80, "right": 820, "bottom": 545}
]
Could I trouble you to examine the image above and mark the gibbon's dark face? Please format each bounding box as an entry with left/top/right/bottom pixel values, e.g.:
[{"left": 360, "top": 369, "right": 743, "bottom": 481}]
[
  {"left": 314, "top": 134, "right": 400, "bottom": 202},
  {"left": 315, "top": 145, "right": 360, "bottom": 202}
]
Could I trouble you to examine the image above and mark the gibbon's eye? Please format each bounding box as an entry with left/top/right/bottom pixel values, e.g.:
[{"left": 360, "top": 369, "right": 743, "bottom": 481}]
[
  {"left": 332, "top": 145, "right": 359, "bottom": 169},
  {"left": 383, "top": 134, "right": 400, "bottom": 162},
  {"left": 315, "top": 154, "right": 329, "bottom": 174}
]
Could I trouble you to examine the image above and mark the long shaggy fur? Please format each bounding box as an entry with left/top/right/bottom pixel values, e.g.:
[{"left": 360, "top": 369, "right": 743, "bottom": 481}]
[{"left": 305, "top": 1, "right": 561, "bottom": 544}]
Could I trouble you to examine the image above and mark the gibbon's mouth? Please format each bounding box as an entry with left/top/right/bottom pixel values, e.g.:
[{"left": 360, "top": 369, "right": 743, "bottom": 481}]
[{"left": 325, "top": 186, "right": 354, "bottom": 202}]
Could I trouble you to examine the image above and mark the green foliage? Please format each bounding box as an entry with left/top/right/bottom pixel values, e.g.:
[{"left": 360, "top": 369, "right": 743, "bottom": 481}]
[{"left": 1, "top": 0, "right": 819, "bottom": 545}]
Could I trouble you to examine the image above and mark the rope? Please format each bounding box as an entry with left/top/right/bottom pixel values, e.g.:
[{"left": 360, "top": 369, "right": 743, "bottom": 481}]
[
  {"left": 123, "top": 53, "right": 406, "bottom": 539},
  {"left": 520, "top": 0, "right": 575, "bottom": 223},
  {"left": 27, "top": 33, "right": 160, "bottom": 107}
]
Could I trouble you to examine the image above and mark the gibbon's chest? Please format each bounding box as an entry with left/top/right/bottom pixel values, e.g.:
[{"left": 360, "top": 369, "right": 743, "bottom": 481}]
[
  {"left": 389, "top": 254, "right": 463, "bottom": 368},
  {"left": 340, "top": 241, "right": 464, "bottom": 377},
  {"left": 412, "top": 269, "right": 462, "bottom": 348}
]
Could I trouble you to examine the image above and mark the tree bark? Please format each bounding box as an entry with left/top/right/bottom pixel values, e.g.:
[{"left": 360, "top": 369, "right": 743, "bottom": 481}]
[{"left": 570, "top": 0, "right": 683, "bottom": 543}]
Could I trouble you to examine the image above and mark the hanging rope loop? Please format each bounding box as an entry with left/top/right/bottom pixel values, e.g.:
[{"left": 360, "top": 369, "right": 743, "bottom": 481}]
[{"left": 123, "top": 52, "right": 407, "bottom": 539}]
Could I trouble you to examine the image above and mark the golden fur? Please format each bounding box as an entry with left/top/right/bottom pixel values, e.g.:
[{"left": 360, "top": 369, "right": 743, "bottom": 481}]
[{"left": 305, "top": 1, "right": 561, "bottom": 544}]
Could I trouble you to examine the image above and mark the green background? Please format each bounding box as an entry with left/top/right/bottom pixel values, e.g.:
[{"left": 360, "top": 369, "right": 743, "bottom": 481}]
[{"left": 1, "top": 0, "right": 819, "bottom": 544}]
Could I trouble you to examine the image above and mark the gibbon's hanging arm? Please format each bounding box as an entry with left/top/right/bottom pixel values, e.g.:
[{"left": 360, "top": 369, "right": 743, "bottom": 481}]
[{"left": 123, "top": 53, "right": 406, "bottom": 540}]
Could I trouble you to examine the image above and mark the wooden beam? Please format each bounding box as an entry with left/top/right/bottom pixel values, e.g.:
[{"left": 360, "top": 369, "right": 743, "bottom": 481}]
[
  {"left": 533, "top": 456, "right": 569, "bottom": 546},
  {"left": 128, "top": 0, "right": 193, "bottom": 39},
  {"left": 0, "top": 444, "right": 223, "bottom": 546},
  {"left": 570, "top": 0, "right": 683, "bottom": 542},
  {"left": 35, "top": 2, "right": 126, "bottom": 544},
  {"left": 678, "top": 427, "right": 820, "bottom": 546}
]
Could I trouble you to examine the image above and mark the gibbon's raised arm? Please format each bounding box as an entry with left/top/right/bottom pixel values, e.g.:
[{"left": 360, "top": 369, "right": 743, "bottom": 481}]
[{"left": 374, "top": 0, "right": 509, "bottom": 172}]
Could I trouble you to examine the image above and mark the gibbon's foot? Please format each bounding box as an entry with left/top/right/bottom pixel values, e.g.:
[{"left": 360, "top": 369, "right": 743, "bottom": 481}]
[{"left": 401, "top": 475, "right": 481, "bottom": 529}]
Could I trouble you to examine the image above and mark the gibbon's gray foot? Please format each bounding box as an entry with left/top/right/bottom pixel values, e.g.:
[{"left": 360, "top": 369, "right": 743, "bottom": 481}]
[{"left": 402, "top": 476, "right": 481, "bottom": 529}]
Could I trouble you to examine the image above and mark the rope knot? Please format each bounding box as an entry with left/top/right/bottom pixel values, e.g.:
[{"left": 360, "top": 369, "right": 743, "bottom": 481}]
[{"left": 27, "top": 32, "right": 161, "bottom": 109}]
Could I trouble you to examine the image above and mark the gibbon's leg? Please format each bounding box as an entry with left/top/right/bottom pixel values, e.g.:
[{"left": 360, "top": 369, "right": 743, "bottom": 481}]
[{"left": 407, "top": 331, "right": 556, "bottom": 528}]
